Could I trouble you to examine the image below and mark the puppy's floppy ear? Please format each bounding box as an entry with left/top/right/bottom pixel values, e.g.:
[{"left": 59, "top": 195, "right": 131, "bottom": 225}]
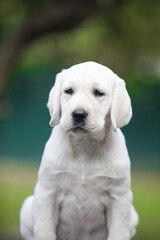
[
  {"left": 47, "top": 72, "right": 63, "bottom": 126},
  {"left": 111, "top": 77, "right": 132, "bottom": 131}
]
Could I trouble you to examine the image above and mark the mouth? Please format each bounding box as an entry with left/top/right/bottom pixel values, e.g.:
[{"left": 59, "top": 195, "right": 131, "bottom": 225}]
[{"left": 71, "top": 126, "right": 88, "bottom": 133}]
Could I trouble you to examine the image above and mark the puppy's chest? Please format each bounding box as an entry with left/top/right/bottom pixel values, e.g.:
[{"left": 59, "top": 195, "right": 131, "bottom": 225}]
[{"left": 54, "top": 167, "right": 112, "bottom": 205}]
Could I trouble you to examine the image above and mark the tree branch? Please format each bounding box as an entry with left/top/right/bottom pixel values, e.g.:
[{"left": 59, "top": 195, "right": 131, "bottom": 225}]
[{"left": 0, "top": 0, "right": 124, "bottom": 111}]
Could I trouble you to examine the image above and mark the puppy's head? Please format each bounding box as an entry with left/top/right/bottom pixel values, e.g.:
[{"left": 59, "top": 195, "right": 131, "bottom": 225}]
[{"left": 47, "top": 62, "right": 132, "bottom": 136}]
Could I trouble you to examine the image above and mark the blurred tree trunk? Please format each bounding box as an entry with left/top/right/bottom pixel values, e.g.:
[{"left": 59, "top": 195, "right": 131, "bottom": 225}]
[{"left": 0, "top": 0, "right": 124, "bottom": 112}]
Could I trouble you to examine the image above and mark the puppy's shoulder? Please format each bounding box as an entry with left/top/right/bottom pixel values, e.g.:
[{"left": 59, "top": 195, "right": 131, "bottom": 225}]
[
  {"left": 106, "top": 129, "right": 131, "bottom": 174},
  {"left": 39, "top": 126, "right": 69, "bottom": 173}
]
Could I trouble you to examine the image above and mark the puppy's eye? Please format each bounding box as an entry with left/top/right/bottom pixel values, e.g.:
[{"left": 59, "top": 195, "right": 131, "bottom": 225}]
[
  {"left": 94, "top": 89, "right": 105, "bottom": 97},
  {"left": 64, "top": 88, "right": 73, "bottom": 95}
]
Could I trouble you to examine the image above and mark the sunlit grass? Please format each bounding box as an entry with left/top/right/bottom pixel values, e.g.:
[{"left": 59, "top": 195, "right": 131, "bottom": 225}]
[
  {"left": 0, "top": 163, "right": 160, "bottom": 239},
  {"left": 131, "top": 171, "right": 160, "bottom": 240},
  {"left": 0, "top": 163, "right": 38, "bottom": 239}
]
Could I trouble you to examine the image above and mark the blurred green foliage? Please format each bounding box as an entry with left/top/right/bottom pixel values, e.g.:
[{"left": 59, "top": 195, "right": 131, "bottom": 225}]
[{"left": 1, "top": 0, "right": 160, "bottom": 75}]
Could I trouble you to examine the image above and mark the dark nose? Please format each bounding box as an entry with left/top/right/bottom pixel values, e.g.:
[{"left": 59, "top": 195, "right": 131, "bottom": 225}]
[{"left": 72, "top": 109, "right": 88, "bottom": 124}]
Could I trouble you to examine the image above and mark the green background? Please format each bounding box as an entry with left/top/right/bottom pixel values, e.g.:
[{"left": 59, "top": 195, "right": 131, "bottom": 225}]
[{"left": 0, "top": 0, "right": 160, "bottom": 239}]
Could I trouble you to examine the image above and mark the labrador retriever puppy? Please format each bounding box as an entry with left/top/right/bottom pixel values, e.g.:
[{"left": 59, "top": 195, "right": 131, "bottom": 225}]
[{"left": 20, "top": 61, "right": 139, "bottom": 240}]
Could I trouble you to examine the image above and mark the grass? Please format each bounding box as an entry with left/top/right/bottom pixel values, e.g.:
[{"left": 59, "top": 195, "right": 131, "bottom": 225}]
[
  {"left": 131, "top": 171, "right": 160, "bottom": 240},
  {"left": 0, "top": 163, "right": 38, "bottom": 240},
  {"left": 0, "top": 162, "right": 160, "bottom": 240}
]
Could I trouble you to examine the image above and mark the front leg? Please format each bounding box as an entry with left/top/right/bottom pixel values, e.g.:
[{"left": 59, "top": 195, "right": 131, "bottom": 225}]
[
  {"left": 107, "top": 191, "right": 132, "bottom": 240},
  {"left": 33, "top": 182, "right": 59, "bottom": 240}
]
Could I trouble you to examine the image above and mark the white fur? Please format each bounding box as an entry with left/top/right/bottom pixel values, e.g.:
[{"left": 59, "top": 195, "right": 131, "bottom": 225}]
[{"left": 20, "top": 61, "right": 138, "bottom": 240}]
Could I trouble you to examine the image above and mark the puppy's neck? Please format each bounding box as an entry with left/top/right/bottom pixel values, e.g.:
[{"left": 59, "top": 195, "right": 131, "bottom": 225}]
[{"left": 67, "top": 122, "right": 112, "bottom": 159}]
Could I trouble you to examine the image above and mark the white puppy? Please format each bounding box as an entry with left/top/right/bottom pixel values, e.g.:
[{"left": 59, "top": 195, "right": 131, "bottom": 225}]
[{"left": 20, "top": 61, "right": 139, "bottom": 240}]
